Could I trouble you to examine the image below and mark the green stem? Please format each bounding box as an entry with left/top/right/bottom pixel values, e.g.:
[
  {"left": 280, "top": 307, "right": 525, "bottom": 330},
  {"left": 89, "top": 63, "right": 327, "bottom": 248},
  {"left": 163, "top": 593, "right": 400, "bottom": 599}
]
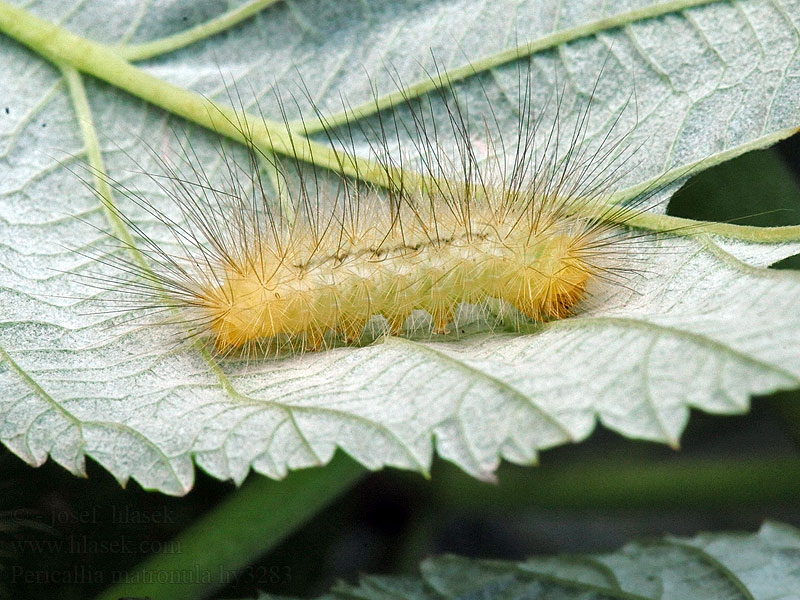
[
  {"left": 0, "top": 0, "right": 394, "bottom": 188},
  {"left": 94, "top": 453, "right": 364, "bottom": 600},
  {"left": 117, "top": 0, "right": 283, "bottom": 61},
  {"left": 429, "top": 455, "right": 800, "bottom": 510}
]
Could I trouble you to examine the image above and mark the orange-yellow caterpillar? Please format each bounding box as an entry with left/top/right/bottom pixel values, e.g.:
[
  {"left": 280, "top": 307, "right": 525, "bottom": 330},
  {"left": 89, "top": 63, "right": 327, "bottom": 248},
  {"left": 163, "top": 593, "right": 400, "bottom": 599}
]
[{"left": 83, "top": 67, "right": 649, "bottom": 357}]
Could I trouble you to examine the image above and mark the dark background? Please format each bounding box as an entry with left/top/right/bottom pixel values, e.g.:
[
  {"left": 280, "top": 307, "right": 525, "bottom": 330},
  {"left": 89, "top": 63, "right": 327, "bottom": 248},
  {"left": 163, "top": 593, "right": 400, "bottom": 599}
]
[{"left": 2, "top": 136, "right": 800, "bottom": 599}]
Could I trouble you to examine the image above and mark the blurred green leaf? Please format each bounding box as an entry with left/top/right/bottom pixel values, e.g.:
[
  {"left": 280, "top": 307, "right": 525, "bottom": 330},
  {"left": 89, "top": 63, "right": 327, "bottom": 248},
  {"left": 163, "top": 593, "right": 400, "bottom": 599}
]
[{"left": 255, "top": 522, "right": 800, "bottom": 600}]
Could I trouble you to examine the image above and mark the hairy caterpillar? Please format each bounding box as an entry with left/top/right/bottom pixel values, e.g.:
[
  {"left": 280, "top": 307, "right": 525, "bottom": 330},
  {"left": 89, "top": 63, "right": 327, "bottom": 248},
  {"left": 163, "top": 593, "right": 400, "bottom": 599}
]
[{"left": 79, "top": 63, "right": 656, "bottom": 358}]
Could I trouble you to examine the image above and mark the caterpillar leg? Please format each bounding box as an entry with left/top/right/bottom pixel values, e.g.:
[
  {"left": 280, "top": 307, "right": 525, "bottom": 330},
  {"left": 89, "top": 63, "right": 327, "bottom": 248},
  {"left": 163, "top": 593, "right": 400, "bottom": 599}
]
[
  {"left": 337, "top": 318, "right": 367, "bottom": 343},
  {"left": 387, "top": 312, "right": 410, "bottom": 336},
  {"left": 431, "top": 308, "right": 454, "bottom": 335},
  {"left": 304, "top": 327, "right": 327, "bottom": 352}
]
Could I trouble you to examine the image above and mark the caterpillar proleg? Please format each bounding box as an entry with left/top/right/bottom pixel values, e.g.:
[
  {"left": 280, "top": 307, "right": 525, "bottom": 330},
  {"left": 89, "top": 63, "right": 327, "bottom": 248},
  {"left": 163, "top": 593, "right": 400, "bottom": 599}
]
[{"left": 79, "top": 61, "right": 658, "bottom": 358}]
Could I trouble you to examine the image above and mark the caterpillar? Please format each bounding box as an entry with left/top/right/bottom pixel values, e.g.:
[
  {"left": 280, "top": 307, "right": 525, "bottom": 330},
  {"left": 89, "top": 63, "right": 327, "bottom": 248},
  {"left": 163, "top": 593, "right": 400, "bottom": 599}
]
[{"left": 78, "top": 63, "right": 655, "bottom": 358}]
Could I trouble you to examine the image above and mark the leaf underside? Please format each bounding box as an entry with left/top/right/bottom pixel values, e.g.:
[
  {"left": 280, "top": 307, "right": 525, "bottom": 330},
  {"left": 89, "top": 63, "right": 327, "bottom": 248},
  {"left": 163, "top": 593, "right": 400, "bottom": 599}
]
[{"left": 0, "top": 0, "right": 799, "bottom": 494}]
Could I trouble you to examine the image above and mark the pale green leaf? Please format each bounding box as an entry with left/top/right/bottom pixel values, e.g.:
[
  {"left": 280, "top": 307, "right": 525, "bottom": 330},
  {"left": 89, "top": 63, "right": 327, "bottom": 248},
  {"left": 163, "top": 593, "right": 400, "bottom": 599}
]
[{"left": 0, "top": 0, "right": 799, "bottom": 494}]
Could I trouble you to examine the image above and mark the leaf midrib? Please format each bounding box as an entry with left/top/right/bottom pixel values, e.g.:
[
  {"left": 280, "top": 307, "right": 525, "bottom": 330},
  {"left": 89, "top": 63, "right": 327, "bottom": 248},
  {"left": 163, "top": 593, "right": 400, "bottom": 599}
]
[{"left": 665, "top": 540, "right": 755, "bottom": 600}]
